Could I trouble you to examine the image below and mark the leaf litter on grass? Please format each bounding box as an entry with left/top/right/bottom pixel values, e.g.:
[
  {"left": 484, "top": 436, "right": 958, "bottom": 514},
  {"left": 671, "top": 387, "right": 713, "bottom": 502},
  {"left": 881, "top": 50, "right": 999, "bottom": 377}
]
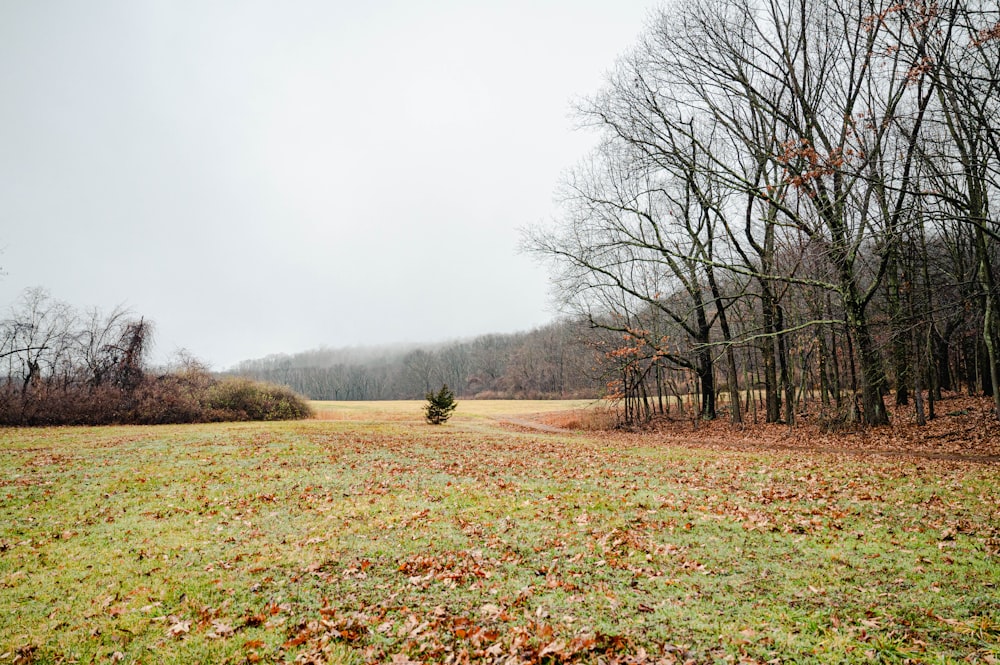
[{"left": 0, "top": 411, "right": 997, "bottom": 664}]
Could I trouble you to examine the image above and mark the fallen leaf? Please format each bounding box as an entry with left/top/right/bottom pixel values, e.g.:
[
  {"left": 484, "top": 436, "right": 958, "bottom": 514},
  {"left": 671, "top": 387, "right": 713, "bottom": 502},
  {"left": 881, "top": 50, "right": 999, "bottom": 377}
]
[
  {"left": 539, "top": 639, "right": 567, "bottom": 658},
  {"left": 207, "top": 620, "right": 235, "bottom": 639},
  {"left": 479, "top": 603, "right": 502, "bottom": 619},
  {"left": 166, "top": 619, "right": 191, "bottom": 638}
]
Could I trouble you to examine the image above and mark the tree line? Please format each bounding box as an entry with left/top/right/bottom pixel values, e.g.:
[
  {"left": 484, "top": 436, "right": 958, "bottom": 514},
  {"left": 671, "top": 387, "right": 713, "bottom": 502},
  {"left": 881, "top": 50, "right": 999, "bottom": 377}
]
[
  {"left": 525, "top": 0, "right": 1000, "bottom": 427},
  {"left": 232, "top": 320, "right": 602, "bottom": 401}
]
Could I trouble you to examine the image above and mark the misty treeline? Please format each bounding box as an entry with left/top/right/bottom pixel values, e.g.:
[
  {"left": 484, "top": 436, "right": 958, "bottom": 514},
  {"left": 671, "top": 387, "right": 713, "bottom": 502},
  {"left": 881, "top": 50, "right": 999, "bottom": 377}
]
[
  {"left": 232, "top": 320, "right": 602, "bottom": 400},
  {"left": 0, "top": 288, "right": 310, "bottom": 425},
  {"left": 525, "top": 0, "right": 1000, "bottom": 427}
]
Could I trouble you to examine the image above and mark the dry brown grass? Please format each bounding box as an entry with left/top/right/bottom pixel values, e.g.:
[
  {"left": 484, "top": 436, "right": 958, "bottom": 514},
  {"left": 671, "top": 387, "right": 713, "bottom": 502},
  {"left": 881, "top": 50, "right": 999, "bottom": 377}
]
[
  {"left": 308, "top": 399, "right": 600, "bottom": 423},
  {"left": 534, "top": 406, "right": 620, "bottom": 431}
]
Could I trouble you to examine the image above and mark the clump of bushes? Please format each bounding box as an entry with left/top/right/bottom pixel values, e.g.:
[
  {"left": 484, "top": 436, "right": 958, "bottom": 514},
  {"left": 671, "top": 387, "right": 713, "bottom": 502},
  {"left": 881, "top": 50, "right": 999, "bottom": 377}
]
[
  {"left": 126, "top": 370, "right": 313, "bottom": 425},
  {"left": 0, "top": 289, "right": 311, "bottom": 426},
  {"left": 205, "top": 377, "right": 312, "bottom": 421},
  {"left": 0, "top": 370, "right": 312, "bottom": 426}
]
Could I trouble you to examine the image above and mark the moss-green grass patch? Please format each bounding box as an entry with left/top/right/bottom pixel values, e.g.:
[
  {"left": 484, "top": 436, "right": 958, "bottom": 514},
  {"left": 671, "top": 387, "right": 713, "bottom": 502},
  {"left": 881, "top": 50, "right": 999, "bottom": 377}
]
[{"left": 1, "top": 412, "right": 997, "bottom": 663}]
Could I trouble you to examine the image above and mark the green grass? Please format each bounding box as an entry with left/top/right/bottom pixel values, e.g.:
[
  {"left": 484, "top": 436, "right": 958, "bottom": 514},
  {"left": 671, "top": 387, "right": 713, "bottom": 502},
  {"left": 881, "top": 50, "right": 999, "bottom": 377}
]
[{"left": 1, "top": 401, "right": 998, "bottom": 663}]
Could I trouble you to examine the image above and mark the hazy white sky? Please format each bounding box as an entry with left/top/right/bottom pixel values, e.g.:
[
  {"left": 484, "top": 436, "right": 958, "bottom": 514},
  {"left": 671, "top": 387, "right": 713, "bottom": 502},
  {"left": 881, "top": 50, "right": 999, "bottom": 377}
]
[{"left": 1, "top": 0, "right": 654, "bottom": 369}]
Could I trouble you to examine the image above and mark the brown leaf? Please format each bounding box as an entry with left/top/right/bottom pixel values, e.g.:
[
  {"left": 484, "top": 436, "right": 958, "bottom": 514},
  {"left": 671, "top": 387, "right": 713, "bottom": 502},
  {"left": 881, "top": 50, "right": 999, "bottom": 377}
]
[
  {"left": 567, "top": 633, "right": 597, "bottom": 654},
  {"left": 166, "top": 619, "right": 191, "bottom": 638},
  {"left": 11, "top": 645, "right": 36, "bottom": 665},
  {"left": 242, "top": 613, "right": 266, "bottom": 628},
  {"left": 207, "top": 620, "right": 235, "bottom": 639},
  {"left": 538, "top": 639, "right": 567, "bottom": 659},
  {"left": 478, "top": 603, "right": 502, "bottom": 620}
]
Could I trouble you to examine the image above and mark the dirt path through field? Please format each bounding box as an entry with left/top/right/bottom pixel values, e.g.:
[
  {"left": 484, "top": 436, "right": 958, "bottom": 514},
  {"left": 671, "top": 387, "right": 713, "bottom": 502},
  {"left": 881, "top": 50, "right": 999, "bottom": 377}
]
[{"left": 494, "top": 416, "right": 571, "bottom": 434}]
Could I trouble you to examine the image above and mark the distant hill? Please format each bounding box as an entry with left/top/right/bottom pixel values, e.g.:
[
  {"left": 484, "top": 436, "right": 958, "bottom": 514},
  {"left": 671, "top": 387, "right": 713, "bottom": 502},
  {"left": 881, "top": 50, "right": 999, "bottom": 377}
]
[{"left": 229, "top": 319, "right": 601, "bottom": 400}]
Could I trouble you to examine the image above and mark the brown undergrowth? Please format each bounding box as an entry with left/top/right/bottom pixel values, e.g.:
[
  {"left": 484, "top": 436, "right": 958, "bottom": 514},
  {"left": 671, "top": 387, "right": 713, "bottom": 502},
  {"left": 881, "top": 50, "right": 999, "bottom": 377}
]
[{"left": 534, "top": 393, "right": 1000, "bottom": 461}]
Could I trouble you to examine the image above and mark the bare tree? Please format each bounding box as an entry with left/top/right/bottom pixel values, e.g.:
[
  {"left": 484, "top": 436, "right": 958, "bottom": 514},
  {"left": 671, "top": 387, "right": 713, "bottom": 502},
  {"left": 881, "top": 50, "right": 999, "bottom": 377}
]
[{"left": 528, "top": 0, "right": 973, "bottom": 426}]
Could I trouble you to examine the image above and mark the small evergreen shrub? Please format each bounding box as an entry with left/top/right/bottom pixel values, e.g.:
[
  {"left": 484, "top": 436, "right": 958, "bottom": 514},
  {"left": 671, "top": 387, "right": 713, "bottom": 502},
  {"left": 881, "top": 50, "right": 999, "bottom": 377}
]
[{"left": 424, "top": 384, "right": 458, "bottom": 424}]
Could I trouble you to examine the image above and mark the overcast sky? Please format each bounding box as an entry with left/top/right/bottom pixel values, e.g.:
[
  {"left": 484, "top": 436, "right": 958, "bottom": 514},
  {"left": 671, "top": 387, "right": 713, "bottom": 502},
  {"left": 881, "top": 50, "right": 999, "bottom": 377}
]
[{"left": 1, "top": 0, "right": 653, "bottom": 369}]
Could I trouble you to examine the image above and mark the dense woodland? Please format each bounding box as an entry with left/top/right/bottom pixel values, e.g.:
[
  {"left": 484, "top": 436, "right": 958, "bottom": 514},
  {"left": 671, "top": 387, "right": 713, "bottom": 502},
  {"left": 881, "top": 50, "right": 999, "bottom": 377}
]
[{"left": 523, "top": 0, "right": 1000, "bottom": 427}]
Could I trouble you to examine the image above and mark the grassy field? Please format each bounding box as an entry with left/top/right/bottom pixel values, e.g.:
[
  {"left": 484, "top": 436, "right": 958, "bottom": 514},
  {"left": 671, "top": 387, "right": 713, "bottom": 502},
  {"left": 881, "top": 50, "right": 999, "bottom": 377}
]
[
  {"left": 308, "top": 400, "right": 599, "bottom": 421},
  {"left": 1, "top": 401, "right": 998, "bottom": 664}
]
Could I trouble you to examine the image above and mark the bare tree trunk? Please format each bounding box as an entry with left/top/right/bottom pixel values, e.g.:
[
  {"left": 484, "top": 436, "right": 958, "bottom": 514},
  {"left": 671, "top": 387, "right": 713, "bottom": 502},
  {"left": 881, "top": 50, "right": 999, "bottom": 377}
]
[
  {"left": 776, "top": 305, "right": 795, "bottom": 425},
  {"left": 761, "top": 290, "right": 781, "bottom": 423},
  {"left": 889, "top": 260, "right": 910, "bottom": 406},
  {"left": 818, "top": 329, "right": 831, "bottom": 407},
  {"left": 914, "top": 335, "right": 926, "bottom": 427},
  {"left": 975, "top": 223, "right": 1000, "bottom": 416}
]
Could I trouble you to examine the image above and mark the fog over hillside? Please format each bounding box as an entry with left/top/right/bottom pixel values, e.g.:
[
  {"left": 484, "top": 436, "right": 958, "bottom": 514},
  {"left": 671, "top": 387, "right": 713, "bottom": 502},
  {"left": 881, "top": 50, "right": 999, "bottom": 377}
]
[{"left": 231, "top": 319, "right": 603, "bottom": 400}]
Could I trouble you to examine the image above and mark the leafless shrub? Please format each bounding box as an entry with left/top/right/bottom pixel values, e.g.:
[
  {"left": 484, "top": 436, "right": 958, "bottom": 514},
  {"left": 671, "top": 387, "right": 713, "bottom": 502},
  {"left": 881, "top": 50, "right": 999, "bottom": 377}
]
[{"left": 0, "top": 289, "right": 310, "bottom": 426}]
